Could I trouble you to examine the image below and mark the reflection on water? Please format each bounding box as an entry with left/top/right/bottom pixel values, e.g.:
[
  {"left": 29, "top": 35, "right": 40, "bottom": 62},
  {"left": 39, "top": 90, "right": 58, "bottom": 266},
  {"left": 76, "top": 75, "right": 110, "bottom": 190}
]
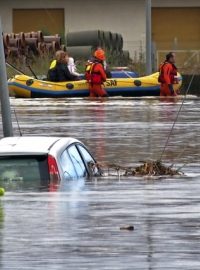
[{"left": 0, "top": 97, "right": 200, "bottom": 269}]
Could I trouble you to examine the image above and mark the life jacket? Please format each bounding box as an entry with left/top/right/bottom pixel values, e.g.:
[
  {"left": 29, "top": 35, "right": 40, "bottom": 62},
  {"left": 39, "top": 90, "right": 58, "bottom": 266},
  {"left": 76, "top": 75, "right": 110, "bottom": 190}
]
[
  {"left": 171, "top": 63, "right": 178, "bottom": 83},
  {"left": 50, "top": 59, "right": 57, "bottom": 69},
  {"left": 47, "top": 60, "right": 58, "bottom": 82},
  {"left": 158, "top": 62, "right": 177, "bottom": 84},
  {"left": 85, "top": 62, "right": 103, "bottom": 84}
]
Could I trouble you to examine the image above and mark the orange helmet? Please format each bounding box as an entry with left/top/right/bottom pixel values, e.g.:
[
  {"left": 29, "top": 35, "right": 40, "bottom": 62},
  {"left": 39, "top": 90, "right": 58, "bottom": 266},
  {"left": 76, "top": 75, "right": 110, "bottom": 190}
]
[{"left": 94, "top": 49, "right": 106, "bottom": 61}]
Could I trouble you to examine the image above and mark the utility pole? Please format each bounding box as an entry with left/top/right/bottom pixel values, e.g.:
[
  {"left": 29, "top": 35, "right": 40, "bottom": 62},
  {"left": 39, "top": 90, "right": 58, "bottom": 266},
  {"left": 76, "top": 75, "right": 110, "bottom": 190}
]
[
  {"left": 0, "top": 18, "right": 13, "bottom": 137},
  {"left": 145, "top": 0, "right": 152, "bottom": 75}
]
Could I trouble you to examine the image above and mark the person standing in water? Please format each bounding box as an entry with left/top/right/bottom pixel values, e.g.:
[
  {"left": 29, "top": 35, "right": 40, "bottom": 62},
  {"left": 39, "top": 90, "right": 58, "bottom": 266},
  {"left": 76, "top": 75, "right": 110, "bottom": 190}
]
[
  {"left": 85, "top": 49, "right": 108, "bottom": 99},
  {"left": 158, "top": 52, "right": 178, "bottom": 96}
]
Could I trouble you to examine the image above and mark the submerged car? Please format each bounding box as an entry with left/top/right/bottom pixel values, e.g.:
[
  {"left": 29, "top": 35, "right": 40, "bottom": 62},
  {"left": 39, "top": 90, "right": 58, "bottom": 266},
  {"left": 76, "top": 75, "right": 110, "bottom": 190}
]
[{"left": 0, "top": 137, "right": 99, "bottom": 189}]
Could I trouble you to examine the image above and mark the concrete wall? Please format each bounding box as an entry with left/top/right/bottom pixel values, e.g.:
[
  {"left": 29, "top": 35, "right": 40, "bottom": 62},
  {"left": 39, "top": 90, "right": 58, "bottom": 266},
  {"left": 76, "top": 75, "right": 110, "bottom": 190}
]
[
  {"left": 66, "top": 0, "right": 146, "bottom": 58},
  {"left": 0, "top": 0, "right": 146, "bottom": 58},
  {"left": 0, "top": 0, "right": 67, "bottom": 33},
  {"left": 152, "top": 0, "right": 200, "bottom": 7},
  {"left": 0, "top": 0, "right": 200, "bottom": 58}
]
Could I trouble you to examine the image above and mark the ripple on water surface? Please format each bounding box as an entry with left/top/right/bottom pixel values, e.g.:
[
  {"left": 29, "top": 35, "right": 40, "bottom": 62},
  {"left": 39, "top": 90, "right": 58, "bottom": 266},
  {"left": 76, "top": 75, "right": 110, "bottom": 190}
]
[{"left": 0, "top": 97, "right": 200, "bottom": 270}]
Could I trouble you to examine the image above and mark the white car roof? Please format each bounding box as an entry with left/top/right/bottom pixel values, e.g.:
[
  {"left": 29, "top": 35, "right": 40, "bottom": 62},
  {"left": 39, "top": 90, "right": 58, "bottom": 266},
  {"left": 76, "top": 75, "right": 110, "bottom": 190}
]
[{"left": 0, "top": 136, "right": 80, "bottom": 156}]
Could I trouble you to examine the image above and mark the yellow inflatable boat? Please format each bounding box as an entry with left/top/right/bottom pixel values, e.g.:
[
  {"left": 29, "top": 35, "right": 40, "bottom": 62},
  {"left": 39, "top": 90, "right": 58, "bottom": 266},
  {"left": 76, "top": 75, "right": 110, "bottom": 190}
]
[{"left": 8, "top": 72, "right": 182, "bottom": 98}]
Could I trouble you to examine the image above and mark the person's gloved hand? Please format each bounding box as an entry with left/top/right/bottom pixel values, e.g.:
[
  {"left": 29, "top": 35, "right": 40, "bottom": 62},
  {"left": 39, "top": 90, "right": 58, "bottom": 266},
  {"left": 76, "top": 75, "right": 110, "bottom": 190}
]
[{"left": 168, "top": 84, "right": 176, "bottom": 96}]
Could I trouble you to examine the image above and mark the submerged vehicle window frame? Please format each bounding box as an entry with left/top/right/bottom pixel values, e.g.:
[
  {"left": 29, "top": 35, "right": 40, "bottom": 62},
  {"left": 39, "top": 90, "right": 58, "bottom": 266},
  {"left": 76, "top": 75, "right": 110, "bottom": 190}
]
[
  {"left": 66, "top": 144, "right": 87, "bottom": 178},
  {"left": 0, "top": 155, "right": 50, "bottom": 187},
  {"left": 60, "top": 149, "right": 78, "bottom": 180},
  {"left": 76, "top": 143, "right": 99, "bottom": 176}
]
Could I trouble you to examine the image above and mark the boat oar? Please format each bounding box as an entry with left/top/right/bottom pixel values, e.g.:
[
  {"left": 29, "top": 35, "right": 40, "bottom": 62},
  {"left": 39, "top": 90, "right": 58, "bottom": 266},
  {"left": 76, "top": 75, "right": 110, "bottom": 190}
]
[
  {"left": 6, "top": 61, "right": 25, "bottom": 75},
  {"left": 26, "top": 64, "right": 38, "bottom": 79},
  {"left": 6, "top": 61, "right": 38, "bottom": 79}
]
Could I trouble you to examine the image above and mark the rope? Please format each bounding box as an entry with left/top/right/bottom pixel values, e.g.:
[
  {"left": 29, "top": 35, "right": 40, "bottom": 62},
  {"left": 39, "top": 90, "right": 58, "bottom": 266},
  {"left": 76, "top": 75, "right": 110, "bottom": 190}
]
[
  {"left": 159, "top": 73, "right": 195, "bottom": 161},
  {"left": 13, "top": 108, "right": 22, "bottom": 136},
  {"left": 176, "top": 152, "right": 199, "bottom": 172},
  {"left": 169, "top": 144, "right": 188, "bottom": 169}
]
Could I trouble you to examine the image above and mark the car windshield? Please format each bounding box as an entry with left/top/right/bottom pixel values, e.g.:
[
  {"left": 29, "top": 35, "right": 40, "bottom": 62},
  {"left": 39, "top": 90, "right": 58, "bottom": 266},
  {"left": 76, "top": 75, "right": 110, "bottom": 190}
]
[{"left": 0, "top": 155, "right": 49, "bottom": 188}]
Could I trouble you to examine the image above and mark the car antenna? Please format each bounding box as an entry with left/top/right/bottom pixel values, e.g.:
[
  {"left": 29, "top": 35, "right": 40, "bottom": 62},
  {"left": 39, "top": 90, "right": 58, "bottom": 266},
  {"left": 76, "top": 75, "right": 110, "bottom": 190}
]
[{"left": 13, "top": 108, "right": 22, "bottom": 136}]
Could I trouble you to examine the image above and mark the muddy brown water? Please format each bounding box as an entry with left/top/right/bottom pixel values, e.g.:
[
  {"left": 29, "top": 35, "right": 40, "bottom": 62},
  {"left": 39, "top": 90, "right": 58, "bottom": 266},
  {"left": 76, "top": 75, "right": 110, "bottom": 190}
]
[{"left": 0, "top": 97, "right": 200, "bottom": 270}]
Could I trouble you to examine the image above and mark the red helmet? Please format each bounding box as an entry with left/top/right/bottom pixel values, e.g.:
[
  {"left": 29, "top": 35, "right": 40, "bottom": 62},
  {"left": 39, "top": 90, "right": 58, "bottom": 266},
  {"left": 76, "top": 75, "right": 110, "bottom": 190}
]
[{"left": 94, "top": 49, "right": 106, "bottom": 61}]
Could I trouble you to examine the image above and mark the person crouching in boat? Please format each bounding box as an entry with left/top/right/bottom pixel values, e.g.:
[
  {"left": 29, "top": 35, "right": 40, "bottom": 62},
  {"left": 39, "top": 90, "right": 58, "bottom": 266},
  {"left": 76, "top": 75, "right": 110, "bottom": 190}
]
[
  {"left": 158, "top": 52, "right": 178, "bottom": 96},
  {"left": 85, "top": 49, "right": 108, "bottom": 99},
  {"left": 47, "top": 50, "right": 78, "bottom": 82}
]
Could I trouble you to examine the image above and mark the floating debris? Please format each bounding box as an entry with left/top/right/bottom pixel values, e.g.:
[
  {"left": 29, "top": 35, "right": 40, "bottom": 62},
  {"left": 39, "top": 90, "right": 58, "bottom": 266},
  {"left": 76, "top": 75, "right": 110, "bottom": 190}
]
[
  {"left": 89, "top": 160, "right": 183, "bottom": 177},
  {"left": 120, "top": 225, "right": 134, "bottom": 231},
  {"left": 125, "top": 160, "right": 182, "bottom": 176}
]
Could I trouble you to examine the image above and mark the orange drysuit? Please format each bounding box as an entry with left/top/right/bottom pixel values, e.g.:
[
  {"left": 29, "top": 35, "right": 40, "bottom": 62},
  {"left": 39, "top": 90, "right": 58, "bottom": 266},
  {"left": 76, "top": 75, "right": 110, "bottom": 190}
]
[
  {"left": 159, "top": 62, "right": 177, "bottom": 96},
  {"left": 86, "top": 62, "right": 108, "bottom": 97}
]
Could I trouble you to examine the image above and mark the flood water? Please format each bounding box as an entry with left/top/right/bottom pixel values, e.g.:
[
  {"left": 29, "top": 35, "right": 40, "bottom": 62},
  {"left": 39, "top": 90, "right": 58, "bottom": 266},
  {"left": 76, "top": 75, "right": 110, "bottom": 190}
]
[{"left": 0, "top": 97, "right": 200, "bottom": 269}]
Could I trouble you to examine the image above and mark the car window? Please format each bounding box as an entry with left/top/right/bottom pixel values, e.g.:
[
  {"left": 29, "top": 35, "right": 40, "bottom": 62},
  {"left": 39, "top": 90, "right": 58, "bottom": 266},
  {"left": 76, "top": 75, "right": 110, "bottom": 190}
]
[
  {"left": 77, "top": 145, "right": 95, "bottom": 163},
  {"left": 0, "top": 155, "right": 49, "bottom": 187},
  {"left": 60, "top": 150, "right": 78, "bottom": 180},
  {"left": 77, "top": 145, "right": 99, "bottom": 176},
  {"left": 67, "top": 145, "right": 87, "bottom": 178}
]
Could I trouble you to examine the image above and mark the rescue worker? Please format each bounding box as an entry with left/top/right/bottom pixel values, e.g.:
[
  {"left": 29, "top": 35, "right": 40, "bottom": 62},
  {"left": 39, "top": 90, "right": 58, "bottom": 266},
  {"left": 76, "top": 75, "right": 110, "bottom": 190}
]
[
  {"left": 85, "top": 49, "right": 108, "bottom": 98},
  {"left": 158, "top": 52, "right": 178, "bottom": 96},
  {"left": 47, "top": 50, "right": 77, "bottom": 82}
]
